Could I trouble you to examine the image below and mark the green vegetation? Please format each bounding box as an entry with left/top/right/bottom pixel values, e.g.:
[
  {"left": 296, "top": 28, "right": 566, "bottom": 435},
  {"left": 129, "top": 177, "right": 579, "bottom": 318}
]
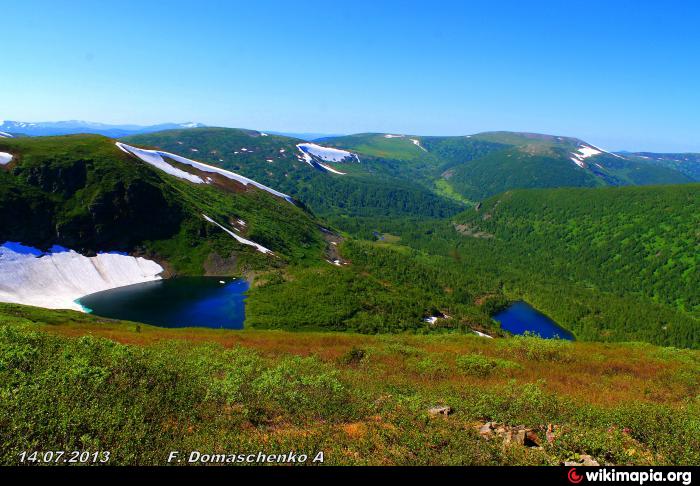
[
  {"left": 1, "top": 131, "right": 698, "bottom": 465},
  {"left": 0, "top": 134, "right": 324, "bottom": 273},
  {"left": 1, "top": 304, "right": 698, "bottom": 466},
  {"left": 447, "top": 147, "right": 604, "bottom": 200},
  {"left": 458, "top": 185, "right": 699, "bottom": 316},
  {"left": 2, "top": 134, "right": 695, "bottom": 348},
  {"left": 246, "top": 245, "right": 500, "bottom": 335},
  {"left": 124, "top": 128, "right": 462, "bottom": 222},
  {"left": 318, "top": 133, "right": 432, "bottom": 161},
  {"left": 456, "top": 353, "right": 521, "bottom": 376},
  {"left": 322, "top": 131, "right": 693, "bottom": 203},
  {"left": 623, "top": 153, "right": 700, "bottom": 181},
  {"left": 321, "top": 184, "right": 698, "bottom": 348}
]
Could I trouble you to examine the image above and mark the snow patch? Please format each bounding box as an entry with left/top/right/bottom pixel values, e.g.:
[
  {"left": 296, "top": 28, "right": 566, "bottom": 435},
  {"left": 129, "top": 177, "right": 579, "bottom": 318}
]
[
  {"left": 297, "top": 143, "right": 359, "bottom": 163},
  {"left": 317, "top": 162, "right": 347, "bottom": 175},
  {"left": 383, "top": 134, "right": 404, "bottom": 138},
  {"left": 473, "top": 330, "right": 493, "bottom": 339},
  {"left": 0, "top": 242, "right": 163, "bottom": 311},
  {"left": 202, "top": 214, "right": 273, "bottom": 255},
  {"left": 570, "top": 143, "right": 625, "bottom": 166},
  {"left": 410, "top": 138, "right": 427, "bottom": 152},
  {"left": 569, "top": 144, "right": 603, "bottom": 168},
  {"left": 116, "top": 142, "right": 205, "bottom": 183},
  {"left": 116, "top": 142, "right": 294, "bottom": 203},
  {"left": 576, "top": 145, "right": 602, "bottom": 159},
  {"left": 0, "top": 131, "right": 12, "bottom": 138},
  {"left": 0, "top": 152, "right": 12, "bottom": 165},
  {"left": 570, "top": 156, "right": 587, "bottom": 169}
]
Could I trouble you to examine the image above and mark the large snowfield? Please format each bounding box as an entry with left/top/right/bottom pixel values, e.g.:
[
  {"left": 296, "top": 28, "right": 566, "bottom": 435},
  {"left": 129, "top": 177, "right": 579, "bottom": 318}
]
[
  {"left": 116, "top": 142, "right": 294, "bottom": 203},
  {"left": 0, "top": 243, "right": 164, "bottom": 311}
]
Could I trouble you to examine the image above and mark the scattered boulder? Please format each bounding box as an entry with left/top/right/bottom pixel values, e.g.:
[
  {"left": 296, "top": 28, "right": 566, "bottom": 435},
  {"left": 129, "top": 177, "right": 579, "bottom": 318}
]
[
  {"left": 479, "top": 422, "right": 493, "bottom": 438},
  {"left": 475, "top": 422, "right": 542, "bottom": 448},
  {"left": 428, "top": 406, "right": 453, "bottom": 417}
]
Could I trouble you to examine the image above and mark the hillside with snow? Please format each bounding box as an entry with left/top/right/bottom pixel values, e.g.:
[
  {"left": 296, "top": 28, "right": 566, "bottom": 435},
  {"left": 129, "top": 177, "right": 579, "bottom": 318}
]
[{"left": 0, "top": 133, "right": 326, "bottom": 312}]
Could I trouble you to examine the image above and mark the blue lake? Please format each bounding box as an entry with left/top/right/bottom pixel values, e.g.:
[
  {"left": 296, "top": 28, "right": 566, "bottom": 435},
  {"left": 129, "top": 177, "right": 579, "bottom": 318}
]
[
  {"left": 493, "top": 301, "right": 574, "bottom": 340},
  {"left": 77, "top": 277, "right": 249, "bottom": 329}
]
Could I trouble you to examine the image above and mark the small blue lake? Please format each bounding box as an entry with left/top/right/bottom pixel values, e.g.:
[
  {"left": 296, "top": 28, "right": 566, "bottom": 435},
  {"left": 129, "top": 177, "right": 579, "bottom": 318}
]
[
  {"left": 493, "top": 301, "right": 574, "bottom": 340},
  {"left": 77, "top": 277, "right": 249, "bottom": 329}
]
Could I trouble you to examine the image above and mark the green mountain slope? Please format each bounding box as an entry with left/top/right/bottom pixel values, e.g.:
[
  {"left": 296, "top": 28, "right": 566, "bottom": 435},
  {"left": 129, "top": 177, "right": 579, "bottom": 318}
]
[
  {"left": 320, "top": 131, "right": 694, "bottom": 202},
  {"left": 622, "top": 152, "right": 700, "bottom": 181},
  {"left": 342, "top": 184, "right": 698, "bottom": 347},
  {"left": 317, "top": 132, "right": 431, "bottom": 161},
  {"left": 456, "top": 184, "right": 700, "bottom": 316},
  {"left": 123, "top": 128, "right": 462, "bottom": 223},
  {"left": 0, "top": 135, "right": 325, "bottom": 273}
]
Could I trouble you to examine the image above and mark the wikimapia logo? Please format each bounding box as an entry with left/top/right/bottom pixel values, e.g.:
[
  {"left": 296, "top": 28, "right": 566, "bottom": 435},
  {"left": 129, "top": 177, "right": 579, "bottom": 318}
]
[
  {"left": 568, "top": 468, "right": 584, "bottom": 484},
  {"left": 567, "top": 468, "right": 692, "bottom": 485}
]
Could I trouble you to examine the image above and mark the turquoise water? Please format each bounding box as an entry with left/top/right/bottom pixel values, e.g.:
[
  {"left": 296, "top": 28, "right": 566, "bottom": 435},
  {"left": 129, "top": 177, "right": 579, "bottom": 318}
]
[
  {"left": 78, "top": 277, "right": 249, "bottom": 329},
  {"left": 493, "top": 301, "right": 574, "bottom": 340}
]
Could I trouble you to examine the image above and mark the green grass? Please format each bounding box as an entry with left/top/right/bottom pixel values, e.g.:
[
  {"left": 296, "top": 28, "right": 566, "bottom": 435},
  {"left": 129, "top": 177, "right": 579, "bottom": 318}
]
[
  {"left": 434, "top": 178, "right": 473, "bottom": 205},
  {"left": 0, "top": 303, "right": 698, "bottom": 466},
  {"left": 320, "top": 133, "right": 426, "bottom": 160}
]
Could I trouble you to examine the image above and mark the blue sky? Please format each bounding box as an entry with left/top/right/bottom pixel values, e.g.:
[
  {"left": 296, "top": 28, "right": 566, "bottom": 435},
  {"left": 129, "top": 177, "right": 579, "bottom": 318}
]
[{"left": 2, "top": 0, "right": 699, "bottom": 151}]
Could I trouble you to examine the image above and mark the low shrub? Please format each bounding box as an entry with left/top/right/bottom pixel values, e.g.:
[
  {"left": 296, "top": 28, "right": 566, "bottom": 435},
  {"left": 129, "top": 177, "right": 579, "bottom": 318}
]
[
  {"left": 340, "top": 346, "right": 367, "bottom": 366},
  {"left": 456, "top": 353, "right": 521, "bottom": 376},
  {"left": 502, "top": 334, "right": 572, "bottom": 362},
  {"left": 251, "top": 356, "right": 353, "bottom": 422}
]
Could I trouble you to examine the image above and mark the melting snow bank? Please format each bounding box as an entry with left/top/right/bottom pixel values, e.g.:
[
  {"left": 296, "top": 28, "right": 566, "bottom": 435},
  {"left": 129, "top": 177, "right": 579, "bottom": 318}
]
[
  {"left": 0, "top": 242, "right": 163, "bottom": 311},
  {"left": 297, "top": 143, "right": 360, "bottom": 163},
  {"left": 116, "top": 142, "right": 294, "bottom": 203},
  {"left": 569, "top": 144, "right": 601, "bottom": 169},
  {"left": 296, "top": 143, "right": 358, "bottom": 175},
  {"left": 0, "top": 152, "right": 12, "bottom": 165},
  {"left": 569, "top": 143, "right": 625, "bottom": 168},
  {"left": 202, "top": 214, "right": 274, "bottom": 255}
]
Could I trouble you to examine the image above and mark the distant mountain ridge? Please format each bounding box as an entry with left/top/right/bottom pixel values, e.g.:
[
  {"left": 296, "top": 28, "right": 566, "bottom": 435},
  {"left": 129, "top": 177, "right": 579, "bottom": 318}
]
[
  {"left": 0, "top": 120, "right": 206, "bottom": 138},
  {"left": 320, "top": 131, "right": 697, "bottom": 200}
]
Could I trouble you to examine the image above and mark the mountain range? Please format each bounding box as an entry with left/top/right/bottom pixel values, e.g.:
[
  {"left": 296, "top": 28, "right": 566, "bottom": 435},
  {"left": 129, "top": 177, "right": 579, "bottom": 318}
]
[
  {"left": 0, "top": 125, "right": 697, "bottom": 346},
  {"left": 123, "top": 127, "right": 699, "bottom": 223},
  {"left": 0, "top": 120, "right": 206, "bottom": 138}
]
